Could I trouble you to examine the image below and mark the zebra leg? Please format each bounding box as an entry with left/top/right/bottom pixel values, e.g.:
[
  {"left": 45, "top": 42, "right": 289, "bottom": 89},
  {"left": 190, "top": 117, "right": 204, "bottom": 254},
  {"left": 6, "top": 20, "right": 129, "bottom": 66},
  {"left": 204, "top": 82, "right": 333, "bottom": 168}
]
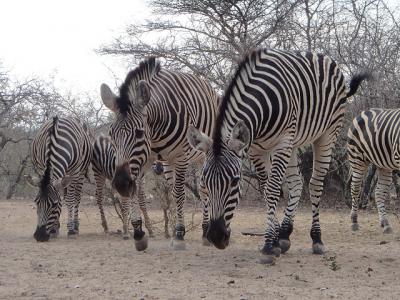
[
  {"left": 94, "top": 173, "right": 109, "bottom": 233},
  {"left": 167, "top": 161, "right": 188, "bottom": 250},
  {"left": 130, "top": 193, "right": 148, "bottom": 251},
  {"left": 259, "top": 143, "right": 293, "bottom": 265},
  {"left": 163, "top": 207, "right": 170, "bottom": 239},
  {"left": 252, "top": 155, "right": 280, "bottom": 257},
  {"left": 137, "top": 177, "right": 154, "bottom": 237},
  {"left": 376, "top": 168, "right": 393, "bottom": 233},
  {"left": 200, "top": 180, "right": 210, "bottom": 246},
  {"left": 309, "top": 135, "right": 337, "bottom": 254},
  {"left": 279, "top": 151, "right": 302, "bottom": 254},
  {"left": 349, "top": 160, "right": 368, "bottom": 231},
  {"left": 65, "top": 183, "right": 78, "bottom": 238},
  {"left": 72, "top": 178, "right": 84, "bottom": 234},
  {"left": 120, "top": 196, "right": 131, "bottom": 240}
]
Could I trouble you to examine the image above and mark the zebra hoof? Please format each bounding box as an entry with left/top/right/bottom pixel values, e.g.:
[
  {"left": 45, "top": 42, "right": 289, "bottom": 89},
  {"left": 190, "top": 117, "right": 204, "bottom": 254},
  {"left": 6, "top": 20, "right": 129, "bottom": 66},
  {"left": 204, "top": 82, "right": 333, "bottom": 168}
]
[
  {"left": 272, "top": 246, "right": 281, "bottom": 257},
  {"left": 258, "top": 254, "right": 276, "bottom": 265},
  {"left": 312, "top": 243, "right": 325, "bottom": 255},
  {"left": 279, "top": 239, "right": 291, "bottom": 254},
  {"left": 123, "top": 234, "right": 130, "bottom": 240},
  {"left": 383, "top": 226, "right": 393, "bottom": 234},
  {"left": 202, "top": 237, "right": 211, "bottom": 246},
  {"left": 148, "top": 232, "right": 155, "bottom": 238},
  {"left": 134, "top": 236, "right": 148, "bottom": 251},
  {"left": 351, "top": 223, "right": 359, "bottom": 231},
  {"left": 171, "top": 239, "right": 186, "bottom": 250}
]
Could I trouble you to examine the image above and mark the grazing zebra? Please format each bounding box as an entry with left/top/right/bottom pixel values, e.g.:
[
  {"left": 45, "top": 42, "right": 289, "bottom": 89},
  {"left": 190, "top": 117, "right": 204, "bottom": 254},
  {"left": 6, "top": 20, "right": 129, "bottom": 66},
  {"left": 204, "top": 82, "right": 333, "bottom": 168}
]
[
  {"left": 188, "top": 48, "right": 369, "bottom": 264},
  {"left": 91, "top": 134, "right": 154, "bottom": 238},
  {"left": 348, "top": 108, "right": 400, "bottom": 233},
  {"left": 30, "top": 116, "right": 92, "bottom": 242},
  {"left": 100, "top": 57, "right": 218, "bottom": 250}
]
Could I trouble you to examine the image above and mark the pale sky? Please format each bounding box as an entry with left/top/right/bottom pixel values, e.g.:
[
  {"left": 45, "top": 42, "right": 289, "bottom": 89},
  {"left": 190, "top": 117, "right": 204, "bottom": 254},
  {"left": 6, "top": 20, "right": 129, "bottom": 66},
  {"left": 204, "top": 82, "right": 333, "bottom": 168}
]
[{"left": 0, "top": 0, "right": 150, "bottom": 94}]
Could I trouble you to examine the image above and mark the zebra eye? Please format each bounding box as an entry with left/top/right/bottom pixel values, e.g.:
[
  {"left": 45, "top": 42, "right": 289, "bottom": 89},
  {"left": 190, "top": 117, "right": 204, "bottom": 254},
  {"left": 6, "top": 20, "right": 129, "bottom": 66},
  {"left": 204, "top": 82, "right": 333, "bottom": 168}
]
[
  {"left": 231, "top": 176, "right": 240, "bottom": 187},
  {"left": 135, "top": 129, "right": 144, "bottom": 139}
]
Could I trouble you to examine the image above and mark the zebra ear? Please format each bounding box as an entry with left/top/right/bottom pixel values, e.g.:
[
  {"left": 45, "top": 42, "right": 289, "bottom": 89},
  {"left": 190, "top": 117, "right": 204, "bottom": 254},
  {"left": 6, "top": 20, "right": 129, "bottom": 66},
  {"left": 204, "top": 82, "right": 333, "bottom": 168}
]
[
  {"left": 100, "top": 83, "right": 118, "bottom": 112},
  {"left": 228, "top": 120, "right": 250, "bottom": 156},
  {"left": 136, "top": 80, "right": 151, "bottom": 108},
  {"left": 24, "top": 174, "right": 40, "bottom": 187},
  {"left": 187, "top": 125, "right": 212, "bottom": 153}
]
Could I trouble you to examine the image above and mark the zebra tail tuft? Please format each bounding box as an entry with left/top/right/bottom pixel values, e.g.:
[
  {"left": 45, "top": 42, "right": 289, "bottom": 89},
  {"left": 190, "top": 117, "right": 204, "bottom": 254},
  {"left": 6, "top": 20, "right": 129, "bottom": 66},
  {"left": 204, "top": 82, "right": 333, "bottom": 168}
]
[{"left": 346, "top": 72, "right": 373, "bottom": 98}]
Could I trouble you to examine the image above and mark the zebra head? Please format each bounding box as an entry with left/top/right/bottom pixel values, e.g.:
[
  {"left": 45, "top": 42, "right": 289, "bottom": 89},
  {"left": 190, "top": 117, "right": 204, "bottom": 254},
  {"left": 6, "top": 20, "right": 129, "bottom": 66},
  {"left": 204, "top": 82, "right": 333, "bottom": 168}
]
[
  {"left": 100, "top": 82, "right": 152, "bottom": 198},
  {"left": 33, "top": 176, "right": 70, "bottom": 242},
  {"left": 188, "top": 121, "right": 250, "bottom": 249}
]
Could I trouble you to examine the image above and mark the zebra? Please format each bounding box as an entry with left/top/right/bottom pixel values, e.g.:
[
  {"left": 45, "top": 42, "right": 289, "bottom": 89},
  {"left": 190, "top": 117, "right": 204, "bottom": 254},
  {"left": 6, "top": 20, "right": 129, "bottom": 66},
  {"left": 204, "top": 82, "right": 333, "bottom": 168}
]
[
  {"left": 29, "top": 116, "right": 92, "bottom": 242},
  {"left": 348, "top": 108, "right": 400, "bottom": 233},
  {"left": 187, "top": 48, "right": 369, "bottom": 264},
  {"left": 100, "top": 57, "right": 218, "bottom": 250},
  {"left": 91, "top": 134, "right": 154, "bottom": 238}
]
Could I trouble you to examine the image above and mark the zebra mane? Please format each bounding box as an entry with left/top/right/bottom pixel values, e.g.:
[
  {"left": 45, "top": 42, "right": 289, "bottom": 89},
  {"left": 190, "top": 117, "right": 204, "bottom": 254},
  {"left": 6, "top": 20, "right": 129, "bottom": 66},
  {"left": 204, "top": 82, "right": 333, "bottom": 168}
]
[
  {"left": 40, "top": 116, "right": 58, "bottom": 194},
  {"left": 212, "top": 49, "right": 260, "bottom": 156},
  {"left": 117, "top": 57, "right": 161, "bottom": 116}
]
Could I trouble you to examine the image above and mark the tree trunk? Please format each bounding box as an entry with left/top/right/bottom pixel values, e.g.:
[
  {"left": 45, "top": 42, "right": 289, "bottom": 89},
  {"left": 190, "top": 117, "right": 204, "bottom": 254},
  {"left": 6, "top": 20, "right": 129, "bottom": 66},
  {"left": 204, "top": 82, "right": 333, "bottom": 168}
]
[{"left": 6, "top": 154, "right": 29, "bottom": 199}]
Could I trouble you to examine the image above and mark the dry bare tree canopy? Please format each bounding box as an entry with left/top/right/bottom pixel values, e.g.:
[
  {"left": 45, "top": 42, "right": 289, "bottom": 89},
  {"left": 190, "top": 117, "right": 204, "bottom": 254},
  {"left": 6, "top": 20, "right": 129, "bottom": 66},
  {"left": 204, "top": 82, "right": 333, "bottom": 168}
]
[{"left": 99, "top": 0, "right": 400, "bottom": 94}]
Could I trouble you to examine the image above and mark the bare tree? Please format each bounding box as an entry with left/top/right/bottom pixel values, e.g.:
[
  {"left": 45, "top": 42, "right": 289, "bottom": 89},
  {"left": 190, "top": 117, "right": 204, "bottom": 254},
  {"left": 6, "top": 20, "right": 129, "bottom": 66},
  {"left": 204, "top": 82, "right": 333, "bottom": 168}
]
[{"left": 98, "top": 0, "right": 301, "bottom": 89}]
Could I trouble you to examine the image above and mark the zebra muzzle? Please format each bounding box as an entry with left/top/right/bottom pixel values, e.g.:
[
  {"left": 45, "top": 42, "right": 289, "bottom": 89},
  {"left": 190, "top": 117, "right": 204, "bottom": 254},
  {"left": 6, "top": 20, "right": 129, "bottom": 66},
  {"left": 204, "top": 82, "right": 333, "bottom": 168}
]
[
  {"left": 34, "top": 225, "right": 50, "bottom": 242},
  {"left": 207, "top": 217, "right": 231, "bottom": 250},
  {"left": 112, "top": 163, "right": 136, "bottom": 198}
]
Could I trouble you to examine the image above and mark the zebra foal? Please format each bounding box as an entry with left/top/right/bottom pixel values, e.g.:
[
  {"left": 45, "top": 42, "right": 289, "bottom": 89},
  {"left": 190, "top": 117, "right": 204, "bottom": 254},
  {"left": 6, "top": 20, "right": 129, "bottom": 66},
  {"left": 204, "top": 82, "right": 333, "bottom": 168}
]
[
  {"left": 188, "top": 49, "right": 369, "bottom": 264},
  {"left": 92, "top": 134, "right": 154, "bottom": 238},
  {"left": 348, "top": 108, "right": 400, "bottom": 233},
  {"left": 29, "top": 116, "right": 92, "bottom": 242}
]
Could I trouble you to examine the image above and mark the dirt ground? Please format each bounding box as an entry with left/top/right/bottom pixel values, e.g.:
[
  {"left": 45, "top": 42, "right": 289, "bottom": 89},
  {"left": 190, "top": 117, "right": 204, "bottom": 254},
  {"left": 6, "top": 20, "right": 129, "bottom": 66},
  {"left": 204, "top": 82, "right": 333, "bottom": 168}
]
[{"left": 1, "top": 199, "right": 400, "bottom": 300}]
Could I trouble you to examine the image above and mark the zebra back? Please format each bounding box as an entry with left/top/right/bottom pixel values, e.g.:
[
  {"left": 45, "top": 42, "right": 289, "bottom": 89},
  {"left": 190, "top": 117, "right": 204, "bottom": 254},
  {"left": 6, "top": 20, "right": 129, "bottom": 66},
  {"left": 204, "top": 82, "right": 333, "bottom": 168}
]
[{"left": 348, "top": 108, "right": 400, "bottom": 170}]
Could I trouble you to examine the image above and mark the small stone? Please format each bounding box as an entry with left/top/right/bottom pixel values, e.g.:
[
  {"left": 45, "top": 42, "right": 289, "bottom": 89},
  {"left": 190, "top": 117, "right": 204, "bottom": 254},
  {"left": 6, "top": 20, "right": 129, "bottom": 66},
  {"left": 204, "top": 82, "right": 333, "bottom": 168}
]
[
  {"left": 379, "top": 241, "right": 388, "bottom": 245},
  {"left": 227, "top": 280, "right": 235, "bottom": 284},
  {"left": 74, "top": 285, "right": 80, "bottom": 289}
]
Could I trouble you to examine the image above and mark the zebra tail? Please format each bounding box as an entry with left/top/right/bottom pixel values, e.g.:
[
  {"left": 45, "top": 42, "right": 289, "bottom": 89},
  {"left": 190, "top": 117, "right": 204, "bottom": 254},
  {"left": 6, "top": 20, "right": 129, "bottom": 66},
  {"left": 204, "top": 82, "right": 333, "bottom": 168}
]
[
  {"left": 346, "top": 72, "right": 372, "bottom": 98},
  {"left": 40, "top": 116, "right": 59, "bottom": 192}
]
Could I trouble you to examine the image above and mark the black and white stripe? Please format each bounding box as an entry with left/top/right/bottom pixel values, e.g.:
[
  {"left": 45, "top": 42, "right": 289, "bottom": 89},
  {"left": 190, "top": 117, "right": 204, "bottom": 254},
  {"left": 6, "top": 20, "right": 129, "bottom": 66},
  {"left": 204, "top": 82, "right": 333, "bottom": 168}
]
[
  {"left": 31, "top": 116, "right": 92, "bottom": 242},
  {"left": 348, "top": 108, "right": 400, "bottom": 233},
  {"left": 100, "top": 57, "right": 218, "bottom": 249},
  {"left": 188, "top": 48, "right": 369, "bottom": 264},
  {"left": 91, "top": 134, "right": 154, "bottom": 237}
]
